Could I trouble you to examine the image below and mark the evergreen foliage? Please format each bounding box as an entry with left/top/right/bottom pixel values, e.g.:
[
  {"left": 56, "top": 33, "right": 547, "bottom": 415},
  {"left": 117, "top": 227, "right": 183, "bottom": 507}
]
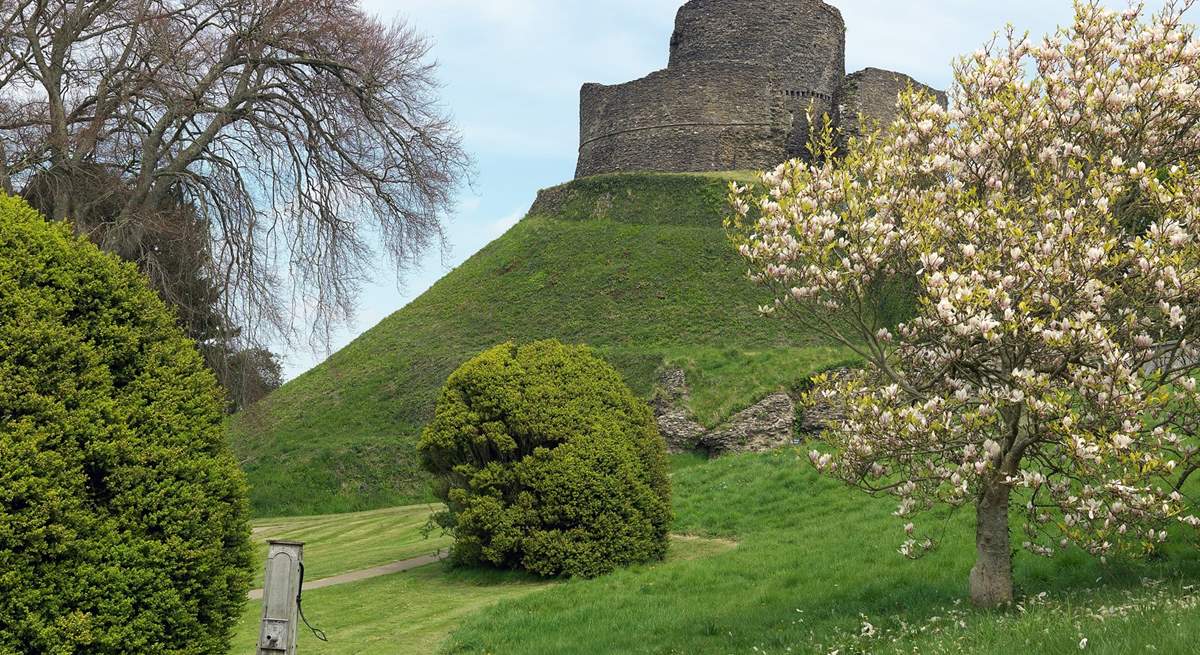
[
  {"left": 0, "top": 195, "right": 252, "bottom": 654},
  {"left": 419, "top": 340, "right": 671, "bottom": 577}
]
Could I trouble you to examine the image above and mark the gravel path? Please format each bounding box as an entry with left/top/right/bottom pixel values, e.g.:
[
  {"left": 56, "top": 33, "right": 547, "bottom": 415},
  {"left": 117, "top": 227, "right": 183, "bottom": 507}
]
[{"left": 248, "top": 549, "right": 449, "bottom": 600}]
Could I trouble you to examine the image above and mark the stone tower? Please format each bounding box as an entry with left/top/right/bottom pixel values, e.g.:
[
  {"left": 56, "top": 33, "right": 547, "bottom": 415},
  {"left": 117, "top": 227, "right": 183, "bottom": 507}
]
[{"left": 575, "top": 0, "right": 945, "bottom": 178}]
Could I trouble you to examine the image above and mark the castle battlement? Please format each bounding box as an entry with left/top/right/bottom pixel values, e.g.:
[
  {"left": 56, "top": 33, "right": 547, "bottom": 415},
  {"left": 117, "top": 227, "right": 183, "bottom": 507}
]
[{"left": 576, "top": 0, "right": 945, "bottom": 178}]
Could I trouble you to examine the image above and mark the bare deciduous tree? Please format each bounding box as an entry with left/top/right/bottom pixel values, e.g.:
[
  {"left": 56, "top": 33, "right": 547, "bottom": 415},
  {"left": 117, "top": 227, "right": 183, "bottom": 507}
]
[{"left": 0, "top": 0, "right": 470, "bottom": 357}]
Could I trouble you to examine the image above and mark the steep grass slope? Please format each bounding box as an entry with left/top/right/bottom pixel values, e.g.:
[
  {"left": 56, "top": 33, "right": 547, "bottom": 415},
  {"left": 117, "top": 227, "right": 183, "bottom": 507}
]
[{"left": 230, "top": 173, "right": 857, "bottom": 516}]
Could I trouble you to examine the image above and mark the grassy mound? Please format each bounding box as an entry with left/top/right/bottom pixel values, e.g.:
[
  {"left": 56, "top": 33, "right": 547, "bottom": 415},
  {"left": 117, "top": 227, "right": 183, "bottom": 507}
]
[{"left": 231, "top": 173, "right": 856, "bottom": 517}]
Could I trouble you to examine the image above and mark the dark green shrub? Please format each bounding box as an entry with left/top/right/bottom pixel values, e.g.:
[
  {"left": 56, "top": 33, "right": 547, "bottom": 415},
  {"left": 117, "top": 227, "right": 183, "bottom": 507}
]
[
  {"left": 419, "top": 340, "right": 671, "bottom": 578},
  {"left": 0, "top": 195, "right": 252, "bottom": 654}
]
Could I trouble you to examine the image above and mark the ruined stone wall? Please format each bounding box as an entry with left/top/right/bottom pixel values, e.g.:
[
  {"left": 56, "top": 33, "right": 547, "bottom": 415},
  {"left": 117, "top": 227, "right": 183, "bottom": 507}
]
[
  {"left": 669, "top": 0, "right": 845, "bottom": 99},
  {"left": 576, "top": 0, "right": 845, "bottom": 178},
  {"left": 574, "top": 1, "right": 947, "bottom": 178},
  {"left": 835, "top": 67, "right": 950, "bottom": 147},
  {"left": 577, "top": 63, "right": 793, "bottom": 177}
]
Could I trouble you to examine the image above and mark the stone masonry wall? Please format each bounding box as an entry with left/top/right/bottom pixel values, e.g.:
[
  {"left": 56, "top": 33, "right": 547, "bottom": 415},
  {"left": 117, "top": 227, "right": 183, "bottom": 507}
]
[
  {"left": 652, "top": 367, "right": 849, "bottom": 456},
  {"left": 668, "top": 0, "right": 846, "bottom": 98},
  {"left": 576, "top": 0, "right": 845, "bottom": 178},
  {"left": 575, "top": 0, "right": 946, "bottom": 178},
  {"left": 577, "top": 63, "right": 793, "bottom": 177},
  {"left": 836, "top": 67, "right": 950, "bottom": 147},
  {"left": 653, "top": 368, "right": 796, "bottom": 455}
]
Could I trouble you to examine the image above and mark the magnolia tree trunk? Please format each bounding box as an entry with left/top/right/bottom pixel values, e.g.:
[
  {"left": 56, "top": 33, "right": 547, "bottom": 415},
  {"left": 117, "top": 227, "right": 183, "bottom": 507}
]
[{"left": 969, "top": 483, "right": 1013, "bottom": 607}]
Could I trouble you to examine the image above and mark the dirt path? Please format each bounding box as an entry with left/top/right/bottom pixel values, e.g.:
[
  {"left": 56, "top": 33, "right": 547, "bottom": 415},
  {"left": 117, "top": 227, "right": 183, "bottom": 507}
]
[{"left": 248, "top": 549, "right": 448, "bottom": 600}]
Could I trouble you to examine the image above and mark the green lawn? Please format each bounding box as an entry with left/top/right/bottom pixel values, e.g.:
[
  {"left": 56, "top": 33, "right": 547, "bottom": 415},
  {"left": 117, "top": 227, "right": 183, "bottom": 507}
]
[
  {"left": 443, "top": 451, "right": 1200, "bottom": 655},
  {"left": 234, "top": 560, "right": 547, "bottom": 654},
  {"left": 230, "top": 172, "right": 853, "bottom": 517},
  {"left": 233, "top": 526, "right": 734, "bottom": 653},
  {"left": 230, "top": 452, "right": 1200, "bottom": 654},
  {"left": 248, "top": 505, "right": 452, "bottom": 588}
]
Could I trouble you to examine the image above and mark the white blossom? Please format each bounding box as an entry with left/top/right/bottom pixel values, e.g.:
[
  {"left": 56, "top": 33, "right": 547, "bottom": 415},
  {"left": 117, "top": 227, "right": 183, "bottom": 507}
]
[{"left": 728, "top": 0, "right": 1200, "bottom": 595}]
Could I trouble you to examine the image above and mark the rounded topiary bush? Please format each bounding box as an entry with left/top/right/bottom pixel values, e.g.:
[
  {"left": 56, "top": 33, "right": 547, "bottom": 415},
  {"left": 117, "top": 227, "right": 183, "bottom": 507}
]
[
  {"left": 0, "top": 195, "right": 252, "bottom": 654},
  {"left": 419, "top": 340, "right": 671, "bottom": 578}
]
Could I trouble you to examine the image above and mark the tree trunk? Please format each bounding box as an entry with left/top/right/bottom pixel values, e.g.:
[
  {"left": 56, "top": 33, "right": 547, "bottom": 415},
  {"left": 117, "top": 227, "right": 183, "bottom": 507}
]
[
  {"left": 53, "top": 184, "right": 71, "bottom": 224},
  {"left": 969, "top": 482, "right": 1013, "bottom": 607}
]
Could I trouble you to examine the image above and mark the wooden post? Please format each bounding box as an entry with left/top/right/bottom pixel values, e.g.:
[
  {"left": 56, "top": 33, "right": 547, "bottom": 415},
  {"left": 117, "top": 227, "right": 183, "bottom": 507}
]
[{"left": 257, "top": 540, "right": 304, "bottom": 655}]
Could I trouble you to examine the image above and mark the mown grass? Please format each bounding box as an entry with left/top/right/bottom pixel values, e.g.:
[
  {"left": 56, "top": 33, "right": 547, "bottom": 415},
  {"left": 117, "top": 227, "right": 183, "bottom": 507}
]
[
  {"left": 230, "top": 172, "right": 852, "bottom": 517},
  {"left": 442, "top": 451, "right": 1200, "bottom": 655},
  {"left": 232, "top": 525, "right": 735, "bottom": 653},
  {"left": 234, "top": 560, "right": 547, "bottom": 654},
  {"left": 247, "top": 505, "right": 451, "bottom": 588},
  {"left": 231, "top": 452, "right": 1200, "bottom": 654}
]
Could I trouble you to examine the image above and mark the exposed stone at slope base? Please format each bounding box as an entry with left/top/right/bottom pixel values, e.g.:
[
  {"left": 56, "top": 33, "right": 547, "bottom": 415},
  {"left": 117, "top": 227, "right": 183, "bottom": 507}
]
[
  {"left": 653, "top": 368, "right": 795, "bottom": 455},
  {"left": 653, "top": 366, "right": 855, "bottom": 455},
  {"left": 652, "top": 368, "right": 709, "bottom": 453},
  {"left": 703, "top": 392, "right": 796, "bottom": 454}
]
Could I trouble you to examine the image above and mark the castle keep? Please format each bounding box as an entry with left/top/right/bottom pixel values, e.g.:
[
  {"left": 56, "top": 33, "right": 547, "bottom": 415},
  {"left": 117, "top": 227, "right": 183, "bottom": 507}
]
[{"left": 576, "top": 0, "right": 947, "bottom": 178}]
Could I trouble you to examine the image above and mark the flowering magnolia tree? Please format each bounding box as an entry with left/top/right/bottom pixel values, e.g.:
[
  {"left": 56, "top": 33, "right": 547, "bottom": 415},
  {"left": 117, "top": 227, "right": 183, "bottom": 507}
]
[{"left": 729, "top": 0, "right": 1200, "bottom": 607}]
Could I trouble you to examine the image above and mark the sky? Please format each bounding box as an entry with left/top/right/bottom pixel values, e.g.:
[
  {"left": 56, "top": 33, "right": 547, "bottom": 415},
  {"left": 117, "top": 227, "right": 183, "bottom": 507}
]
[{"left": 275, "top": 0, "right": 1187, "bottom": 380}]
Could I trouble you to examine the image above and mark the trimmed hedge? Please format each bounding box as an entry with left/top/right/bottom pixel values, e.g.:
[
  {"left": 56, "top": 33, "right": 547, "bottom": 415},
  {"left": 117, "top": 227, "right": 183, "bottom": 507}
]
[
  {"left": 0, "top": 195, "right": 252, "bottom": 654},
  {"left": 419, "top": 340, "right": 671, "bottom": 578}
]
